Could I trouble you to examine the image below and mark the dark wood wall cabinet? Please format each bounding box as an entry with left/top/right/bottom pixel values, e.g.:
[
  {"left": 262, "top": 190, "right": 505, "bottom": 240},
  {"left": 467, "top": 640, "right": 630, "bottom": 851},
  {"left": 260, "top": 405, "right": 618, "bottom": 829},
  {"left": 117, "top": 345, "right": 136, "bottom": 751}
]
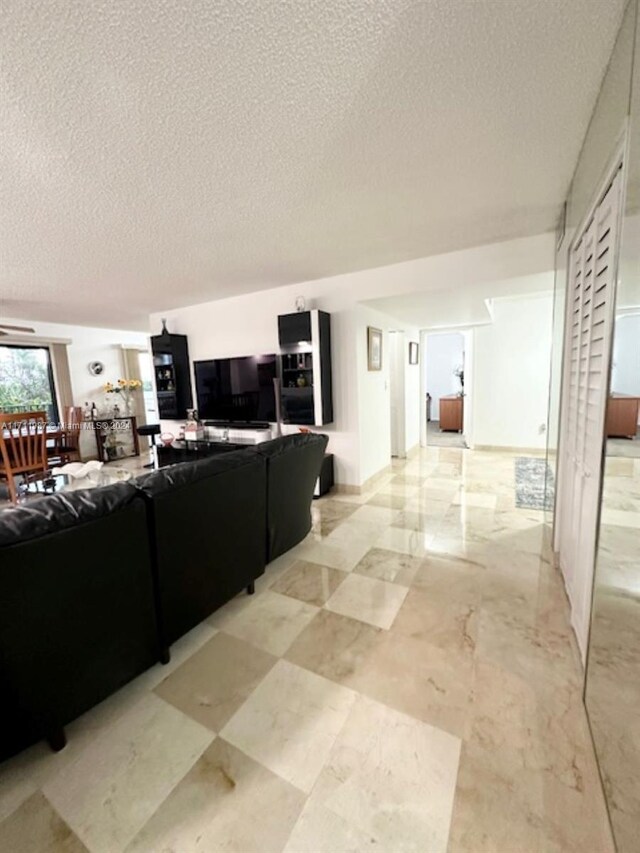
[
  {"left": 439, "top": 395, "right": 464, "bottom": 432},
  {"left": 606, "top": 394, "right": 640, "bottom": 438},
  {"left": 278, "top": 310, "right": 333, "bottom": 426},
  {"left": 151, "top": 331, "right": 193, "bottom": 420}
]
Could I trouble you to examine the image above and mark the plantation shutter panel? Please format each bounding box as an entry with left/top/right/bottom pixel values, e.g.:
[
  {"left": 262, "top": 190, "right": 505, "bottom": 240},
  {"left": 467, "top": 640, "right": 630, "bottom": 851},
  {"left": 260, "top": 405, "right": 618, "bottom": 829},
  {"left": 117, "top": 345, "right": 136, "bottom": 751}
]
[
  {"left": 584, "top": 177, "right": 619, "bottom": 474},
  {"left": 556, "top": 167, "right": 623, "bottom": 661}
]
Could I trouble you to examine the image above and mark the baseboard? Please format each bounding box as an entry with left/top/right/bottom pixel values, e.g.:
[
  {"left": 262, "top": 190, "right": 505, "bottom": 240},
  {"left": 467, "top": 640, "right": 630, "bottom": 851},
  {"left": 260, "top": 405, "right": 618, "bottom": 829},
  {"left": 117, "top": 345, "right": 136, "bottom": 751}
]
[
  {"left": 390, "top": 443, "right": 420, "bottom": 461},
  {"left": 541, "top": 529, "right": 559, "bottom": 568},
  {"left": 361, "top": 464, "right": 392, "bottom": 493},
  {"left": 333, "top": 483, "right": 361, "bottom": 495},
  {"left": 334, "top": 462, "right": 393, "bottom": 496},
  {"left": 473, "top": 444, "right": 547, "bottom": 455},
  {"left": 570, "top": 608, "right": 588, "bottom": 668}
]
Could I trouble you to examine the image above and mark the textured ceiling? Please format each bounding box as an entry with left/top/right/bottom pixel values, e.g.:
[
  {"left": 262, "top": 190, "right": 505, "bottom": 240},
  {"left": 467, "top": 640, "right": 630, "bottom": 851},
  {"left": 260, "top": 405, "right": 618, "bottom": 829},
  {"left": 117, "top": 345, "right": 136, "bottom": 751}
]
[
  {"left": 363, "top": 273, "right": 554, "bottom": 330},
  {"left": 0, "top": 0, "right": 626, "bottom": 329}
]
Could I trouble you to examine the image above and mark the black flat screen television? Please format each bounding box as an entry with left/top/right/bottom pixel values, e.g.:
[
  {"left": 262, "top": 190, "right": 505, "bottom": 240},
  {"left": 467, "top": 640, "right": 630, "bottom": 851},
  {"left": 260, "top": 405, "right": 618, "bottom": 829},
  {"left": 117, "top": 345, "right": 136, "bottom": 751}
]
[{"left": 194, "top": 354, "right": 278, "bottom": 423}]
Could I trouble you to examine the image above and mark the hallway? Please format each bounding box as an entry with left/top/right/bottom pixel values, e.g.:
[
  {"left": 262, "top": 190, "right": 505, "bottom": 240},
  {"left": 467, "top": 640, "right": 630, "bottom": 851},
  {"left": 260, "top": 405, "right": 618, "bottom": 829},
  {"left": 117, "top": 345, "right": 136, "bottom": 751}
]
[{"left": 0, "top": 446, "right": 612, "bottom": 852}]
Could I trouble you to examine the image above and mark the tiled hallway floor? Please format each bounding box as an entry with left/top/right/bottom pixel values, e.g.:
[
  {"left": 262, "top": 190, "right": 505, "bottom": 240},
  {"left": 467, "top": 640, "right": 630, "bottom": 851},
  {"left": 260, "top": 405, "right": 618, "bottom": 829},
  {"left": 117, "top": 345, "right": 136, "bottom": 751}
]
[{"left": 0, "top": 447, "right": 614, "bottom": 852}]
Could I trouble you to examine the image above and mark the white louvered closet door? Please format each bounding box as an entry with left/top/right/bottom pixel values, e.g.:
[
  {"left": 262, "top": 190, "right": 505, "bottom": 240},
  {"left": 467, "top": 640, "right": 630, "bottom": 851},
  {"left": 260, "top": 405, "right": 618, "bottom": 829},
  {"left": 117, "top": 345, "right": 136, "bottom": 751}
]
[{"left": 557, "top": 167, "right": 623, "bottom": 661}]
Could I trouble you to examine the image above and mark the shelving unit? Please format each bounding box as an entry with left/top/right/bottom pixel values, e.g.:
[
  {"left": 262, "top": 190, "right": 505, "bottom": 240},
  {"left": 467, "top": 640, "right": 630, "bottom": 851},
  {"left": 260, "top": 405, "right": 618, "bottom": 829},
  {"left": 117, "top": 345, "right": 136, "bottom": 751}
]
[
  {"left": 281, "top": 352, "right": 314, "bottom": 388},
  {"left": 150, "top": 330, "right": 193, "bottom": 420},
  {"left": 277, "top": 310, "right": 333, "bottom": 426}
]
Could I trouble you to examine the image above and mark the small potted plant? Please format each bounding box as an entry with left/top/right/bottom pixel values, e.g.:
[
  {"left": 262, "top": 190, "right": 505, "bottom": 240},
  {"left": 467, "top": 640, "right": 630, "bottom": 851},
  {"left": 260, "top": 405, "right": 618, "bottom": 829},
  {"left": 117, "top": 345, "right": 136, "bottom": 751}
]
[{"left": 453, "top": 366, "right": 464, "bottom": 396}]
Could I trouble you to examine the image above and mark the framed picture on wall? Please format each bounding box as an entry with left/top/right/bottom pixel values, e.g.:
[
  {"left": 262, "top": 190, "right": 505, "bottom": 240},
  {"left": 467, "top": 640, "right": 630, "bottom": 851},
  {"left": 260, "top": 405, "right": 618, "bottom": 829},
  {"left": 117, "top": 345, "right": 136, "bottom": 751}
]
[
  {"left": 409, "top": 342, "right": 419, "bottom": 364},
  {"left": 367, "top": 327, "right": 382, "bottom": 371}
]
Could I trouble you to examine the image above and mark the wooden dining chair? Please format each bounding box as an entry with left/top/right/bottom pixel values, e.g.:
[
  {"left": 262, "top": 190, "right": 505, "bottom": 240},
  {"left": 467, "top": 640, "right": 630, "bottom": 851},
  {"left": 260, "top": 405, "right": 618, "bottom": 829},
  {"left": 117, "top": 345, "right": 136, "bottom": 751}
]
[
  {"left": 0, "top": 411, "right": 48, "bottom": 504},
  {"left": 48, "top": 406, "right": 83, "bottom": 466}
]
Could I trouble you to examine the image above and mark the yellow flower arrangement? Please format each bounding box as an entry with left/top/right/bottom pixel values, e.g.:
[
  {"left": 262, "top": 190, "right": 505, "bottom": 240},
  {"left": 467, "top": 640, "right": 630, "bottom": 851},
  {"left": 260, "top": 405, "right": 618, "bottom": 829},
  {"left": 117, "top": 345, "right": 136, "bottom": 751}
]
[
  {"left": 103, "top": 379, "right": 143, "bottom": 393},
  {"left": 103, "top": 378, "right": 143, "bottom": 416}
]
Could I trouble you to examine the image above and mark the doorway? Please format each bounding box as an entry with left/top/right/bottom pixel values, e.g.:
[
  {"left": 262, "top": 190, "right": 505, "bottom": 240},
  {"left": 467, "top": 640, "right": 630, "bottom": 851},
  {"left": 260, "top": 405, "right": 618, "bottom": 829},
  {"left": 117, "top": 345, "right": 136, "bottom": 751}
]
[
  {"left": 607, "top": 311, "right": 640, "bottom": 457},
  {"left": 388, "top": 330, "right": 421, "bottom": 459},
  {"left": 423, "top": 332, "right": 467, "bottom": 448},
  {"left": 389, "top": 331, "right": 406, "bottom": 457}
]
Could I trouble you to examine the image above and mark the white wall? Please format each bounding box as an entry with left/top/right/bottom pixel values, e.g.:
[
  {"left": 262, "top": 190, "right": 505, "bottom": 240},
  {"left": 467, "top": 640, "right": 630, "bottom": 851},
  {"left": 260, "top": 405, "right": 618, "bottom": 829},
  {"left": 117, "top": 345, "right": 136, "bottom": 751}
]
[
  {"left": 389, "top": 331, "right": 405, "bottom": 458},
  {"left": 611, "top": 313, "right": 640, "bottom": 395},
  {"left": 387, "top": 328, "right": 420, "bottom": 459},
  {"left": 461, "top": 329, "right": 475, "bottom": 444},
  {"left": 471, "top": 293, "right": 553, "bottom": 449},
  {"left": 425, "top": 333, "right": 465, "bottom": 420},
  {"left": 149, "top": 232, "right": 555, "bottom": 486},
  {"left": 404, "top": 330, "right": 421, "bottom": 452},
  {"left": 355, "top": 305, "right": 393, "bottom": 483}
]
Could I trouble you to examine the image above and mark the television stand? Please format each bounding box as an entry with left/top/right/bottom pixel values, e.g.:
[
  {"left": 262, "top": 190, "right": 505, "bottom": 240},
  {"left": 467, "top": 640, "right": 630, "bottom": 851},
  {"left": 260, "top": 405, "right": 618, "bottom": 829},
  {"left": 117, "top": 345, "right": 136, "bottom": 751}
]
[
  {"left": 157, "top": 433, "right": 271, "bottom": 468},
  {"left": 204, "top": 420, "right": 271, "bottom": 430},
  {"left": 202, "top": 423, "right": 272, "bottom": 444}
]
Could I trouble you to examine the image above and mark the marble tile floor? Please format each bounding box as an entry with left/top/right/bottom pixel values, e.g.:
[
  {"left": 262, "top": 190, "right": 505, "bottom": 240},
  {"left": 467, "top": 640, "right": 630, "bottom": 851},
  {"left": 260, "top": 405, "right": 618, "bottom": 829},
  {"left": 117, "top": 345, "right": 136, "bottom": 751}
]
[
  {"left": 582, "top": 453, "right": 640, "bottom": 853},
  {"left": 0, "top": 446, "right": 616, "bottom": 852}
]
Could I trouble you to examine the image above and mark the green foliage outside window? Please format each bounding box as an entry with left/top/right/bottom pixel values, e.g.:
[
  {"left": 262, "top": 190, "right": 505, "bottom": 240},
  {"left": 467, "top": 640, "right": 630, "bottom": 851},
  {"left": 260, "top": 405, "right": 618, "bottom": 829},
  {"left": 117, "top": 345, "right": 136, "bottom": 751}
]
[{"left": 0, "top": 346, "right": 56, "bottom": 418}]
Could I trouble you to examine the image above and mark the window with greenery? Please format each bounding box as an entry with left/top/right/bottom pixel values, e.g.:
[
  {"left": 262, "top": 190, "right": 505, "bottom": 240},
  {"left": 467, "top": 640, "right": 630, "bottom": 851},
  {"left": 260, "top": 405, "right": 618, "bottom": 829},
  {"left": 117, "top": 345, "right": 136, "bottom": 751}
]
[{"left": 0, "top": 345, "right": 59, "bottom": 422}]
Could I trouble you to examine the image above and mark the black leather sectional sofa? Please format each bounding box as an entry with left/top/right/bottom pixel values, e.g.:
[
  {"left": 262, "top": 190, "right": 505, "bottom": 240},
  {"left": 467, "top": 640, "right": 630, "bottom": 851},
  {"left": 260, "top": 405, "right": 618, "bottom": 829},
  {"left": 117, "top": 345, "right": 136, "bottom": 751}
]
[{"left": 0, "top": 432, "right": 328, "bottom": 761}]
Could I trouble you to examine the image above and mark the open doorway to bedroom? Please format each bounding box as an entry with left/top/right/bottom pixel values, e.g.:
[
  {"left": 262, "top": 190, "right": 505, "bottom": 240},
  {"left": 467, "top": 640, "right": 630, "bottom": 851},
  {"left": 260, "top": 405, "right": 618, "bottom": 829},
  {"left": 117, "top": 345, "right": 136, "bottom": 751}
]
[
  {"left": 388, "top": 330, "right": 421, "bottom": 459},
  {"left": 423, "top": 331, "right": 468, "bottom": 448}
]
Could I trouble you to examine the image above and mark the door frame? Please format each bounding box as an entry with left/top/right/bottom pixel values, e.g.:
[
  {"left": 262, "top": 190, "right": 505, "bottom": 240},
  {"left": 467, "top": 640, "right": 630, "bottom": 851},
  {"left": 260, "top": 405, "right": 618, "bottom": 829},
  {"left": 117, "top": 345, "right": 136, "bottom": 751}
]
[
  {"left": 420, "top": 327, "right": 473, "bottom": 448},
  {"left": 389, "top": 330, "right": 406, "bottom": 458}
]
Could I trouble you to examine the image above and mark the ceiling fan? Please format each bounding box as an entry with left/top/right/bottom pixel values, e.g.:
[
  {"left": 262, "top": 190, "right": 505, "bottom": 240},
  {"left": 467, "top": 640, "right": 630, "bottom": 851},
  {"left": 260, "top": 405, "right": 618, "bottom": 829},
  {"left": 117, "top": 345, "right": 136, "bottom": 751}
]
[{"left": 0, "top": 323, "right": 35, "bottom": 337}]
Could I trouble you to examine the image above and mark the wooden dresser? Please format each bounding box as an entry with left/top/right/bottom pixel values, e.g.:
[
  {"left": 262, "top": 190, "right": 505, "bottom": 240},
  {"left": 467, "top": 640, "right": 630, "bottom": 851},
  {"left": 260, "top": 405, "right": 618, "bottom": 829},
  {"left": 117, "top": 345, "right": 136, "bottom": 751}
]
[
  {"left": 606, "top": 394, "right": 640, "bottom": 438},
  {"left": 439, "top": 395, "right": 464, "bottom": 432}
]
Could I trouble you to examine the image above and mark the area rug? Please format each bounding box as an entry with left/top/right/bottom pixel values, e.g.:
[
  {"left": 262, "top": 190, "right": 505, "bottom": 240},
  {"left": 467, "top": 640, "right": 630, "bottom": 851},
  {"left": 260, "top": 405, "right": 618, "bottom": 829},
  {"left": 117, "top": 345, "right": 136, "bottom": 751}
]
[{"left": 515, "top": 457, "right": 554, "bottom": 511}]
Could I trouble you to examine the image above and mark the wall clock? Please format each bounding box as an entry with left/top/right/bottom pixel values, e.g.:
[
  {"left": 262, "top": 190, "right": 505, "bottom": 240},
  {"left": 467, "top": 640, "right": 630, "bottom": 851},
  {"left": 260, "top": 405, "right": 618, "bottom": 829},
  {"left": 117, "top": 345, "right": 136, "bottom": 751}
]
[{"left": 88, "top": 361, "right": 105, "bottom": 376}]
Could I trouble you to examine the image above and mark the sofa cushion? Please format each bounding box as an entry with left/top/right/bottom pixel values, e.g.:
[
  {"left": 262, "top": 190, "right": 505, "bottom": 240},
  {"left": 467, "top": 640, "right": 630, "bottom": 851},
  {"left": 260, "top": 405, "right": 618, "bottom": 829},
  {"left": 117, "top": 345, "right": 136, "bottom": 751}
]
[
  {"left": 0, "top": 481, "right": 139, "bottom": 546},
  {"left": 251, "top": 432, "right": 327, "bottom": 460},
  {"left": 251, "top": 433, "right": 328, "bottom": 561},
  {"left": 134, "top": 449, "right": 260, "bottom": 496},
  {"left": 0, "top": 484, "right": 158, "bottom": 760},
  {"left": 134, "top": 448, "right": 267, "bottom": 646}
]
